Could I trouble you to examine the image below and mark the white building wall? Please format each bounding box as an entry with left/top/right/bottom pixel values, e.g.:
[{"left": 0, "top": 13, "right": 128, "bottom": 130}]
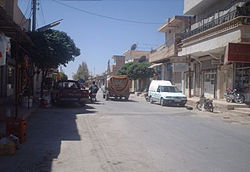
[
  {"left": 179, "top": 29, "right": 241, "bottom": 56},
  {"left": 184, "top": 0, "right": 204, "bottom": 14},
  {"left": 184, "top": 0, "right": 235, "bottom": 19}
]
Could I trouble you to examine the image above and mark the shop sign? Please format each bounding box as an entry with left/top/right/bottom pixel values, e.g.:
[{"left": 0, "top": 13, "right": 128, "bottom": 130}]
[
  {"left": 173, "top": 63, "right": 188, "bottom": 72},
  {"left": 170, "top": 56, "right": 187, "bottom": 63},
  {"left": 224, "top": 43, "right": 250, "bottom": 64}
]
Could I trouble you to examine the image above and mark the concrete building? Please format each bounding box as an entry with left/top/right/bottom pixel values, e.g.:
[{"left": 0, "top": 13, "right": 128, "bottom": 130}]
[
  {"left": 0, "top": 0, "right": 32, "bottom": 131},
  {"left": 110, "top": 55, "right": 125, "bottom": 76},
  {"left": 0, "top": 0, "right": 30, "bottom": 31},
  {"left": 179, "top": 0, "right": 250, "bottom": 101},
  {"left": 149, "top": 16, "right": 193, "bottom": 92},
  {"left": 124, "top": 50, "right": 150, "bottom": 63}
]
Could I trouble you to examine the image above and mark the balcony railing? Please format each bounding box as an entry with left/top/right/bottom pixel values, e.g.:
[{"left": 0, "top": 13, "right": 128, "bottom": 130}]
[
  {"left": 184, "top": 7, "right": 250, "bottom": 39},
  {"left": 149, "top": 32, "right": 185, "bottom": 62},
  {"left": 149, "top": 43, "right": 175, "bottom": 62}
]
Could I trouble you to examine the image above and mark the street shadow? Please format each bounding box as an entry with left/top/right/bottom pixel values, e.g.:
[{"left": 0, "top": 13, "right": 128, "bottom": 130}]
[
  {"left": 53, "top": 103, "right": 96, "bottom": 110},
  {"left": 0, "top": 104, "right": 94, "bottom": 172},
  {"left": 106, "top": 98, "right": 138, "bottom": 103}
]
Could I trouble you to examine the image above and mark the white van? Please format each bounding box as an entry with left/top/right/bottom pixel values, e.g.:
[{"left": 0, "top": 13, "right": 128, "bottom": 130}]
[{"left": 148, "top": 80, "right": 187, "bottom": 106}]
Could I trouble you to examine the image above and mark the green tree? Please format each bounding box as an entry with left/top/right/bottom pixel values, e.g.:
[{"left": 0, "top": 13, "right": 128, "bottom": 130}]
[
  {"left": 28, "top": 29, "right": 80, "bottom": 97},
  {"left": 73, "top": 61, "right": 89, "bottom": 81},
  {"left": 117, "top": 62, "right": 154, "bottom": 80}
]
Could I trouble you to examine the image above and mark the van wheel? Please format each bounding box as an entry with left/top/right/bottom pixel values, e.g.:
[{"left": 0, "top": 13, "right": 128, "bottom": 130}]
[
  {"left": 150, "top": 97, "right": 153, "bottom": 104},
  {"left": 160, "top": 98, "right": 165, "bottom": 106}
]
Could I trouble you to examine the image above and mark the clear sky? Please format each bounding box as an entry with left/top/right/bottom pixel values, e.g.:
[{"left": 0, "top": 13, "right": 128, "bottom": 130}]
[{"left": 19, "top": 0, "right": 184, "bottom": 79}]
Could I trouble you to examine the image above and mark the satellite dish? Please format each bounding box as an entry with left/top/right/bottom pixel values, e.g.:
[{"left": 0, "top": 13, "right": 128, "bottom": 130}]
[
  {"left": 138, "top": 56, "right": 146, "bottom": 62},
  {"left": 131, "top": 44, "right": 137, "bottom": 51}
]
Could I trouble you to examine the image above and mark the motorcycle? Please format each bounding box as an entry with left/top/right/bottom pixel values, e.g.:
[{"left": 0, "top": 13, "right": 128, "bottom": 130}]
[
  {"left": 224, "top": 88, "right": 245, "bottom": 104},
  {"left": 89, "top": 92, "right": 97, "bottom": 103},
  {"left": 196, "top": 95, "right": 214, "bottom": 112}
]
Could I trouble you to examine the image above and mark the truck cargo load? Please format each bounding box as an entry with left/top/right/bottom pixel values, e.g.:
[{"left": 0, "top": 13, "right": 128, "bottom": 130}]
[{"left": 106, "top": 75, "right": 131, "bottom": 100}]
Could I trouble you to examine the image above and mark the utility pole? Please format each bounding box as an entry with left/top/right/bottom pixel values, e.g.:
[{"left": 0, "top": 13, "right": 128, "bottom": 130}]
[{"left": 32, "top": 0, "right": 37, "bottom": 31}]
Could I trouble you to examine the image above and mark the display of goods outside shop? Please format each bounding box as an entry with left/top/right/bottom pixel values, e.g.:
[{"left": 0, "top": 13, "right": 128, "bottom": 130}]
[
  {"left": 6, "top": 119, "right": 27, "bottom": 143},
  {"left": 0, "top": 139, "right": 16, "bottom": 156}
]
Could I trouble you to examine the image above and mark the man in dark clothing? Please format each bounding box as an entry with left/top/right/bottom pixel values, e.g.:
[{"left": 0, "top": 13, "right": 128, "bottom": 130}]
[{"left": 89, "top": 81, "right": 99, "bottom": 101}]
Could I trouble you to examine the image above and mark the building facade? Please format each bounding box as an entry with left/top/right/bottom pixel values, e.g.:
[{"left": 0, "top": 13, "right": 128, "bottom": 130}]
[
  {"left": 149, "top": 16, "right": 193, "bottom": 93},
  {"left": 0, "top": 0, "right": 32, "bottom": 120},
  {"left": 110, "top": 55, "right": 125, "bottom": 76},
  {"left": 179, "top": 0, "right": 250, "bottom": 101}
]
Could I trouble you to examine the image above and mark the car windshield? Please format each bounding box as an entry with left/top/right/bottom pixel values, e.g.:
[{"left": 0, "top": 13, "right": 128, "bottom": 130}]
[
  {"left": 57, "top": 82, "right": 79, "bottom": 89},
  {"left": 160, "top": 86, "right": 179, "bottom": 93}
]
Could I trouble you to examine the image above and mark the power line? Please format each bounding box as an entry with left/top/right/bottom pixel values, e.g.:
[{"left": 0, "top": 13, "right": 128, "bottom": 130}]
[
  {"left": 56, "top": 0, "right": 167, "bottom": 1},
  {"left": 52, "top": 0, "right": 164, "bottom": 25},
  {"left": 39, "top": 0, "right": 46, "bottom": 25}
]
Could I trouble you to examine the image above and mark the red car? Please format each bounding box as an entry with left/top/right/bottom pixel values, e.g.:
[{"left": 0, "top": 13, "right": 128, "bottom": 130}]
[{"left": 51, "top": 80, "right": 89, "bottom": 106}]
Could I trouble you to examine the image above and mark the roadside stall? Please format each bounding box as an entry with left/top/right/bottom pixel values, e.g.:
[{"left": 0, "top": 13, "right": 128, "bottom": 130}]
[{"left": 0, "top": 6, "right": 33, "bottom": 154}]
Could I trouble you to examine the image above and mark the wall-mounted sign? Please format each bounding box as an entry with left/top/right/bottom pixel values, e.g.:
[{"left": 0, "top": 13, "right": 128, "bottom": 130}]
[
  {"left": 224, "top": 43, "right": 250, "bottom": 64},
  {"left": 173, "top": 63, "right": 188, "bottom": 72}
]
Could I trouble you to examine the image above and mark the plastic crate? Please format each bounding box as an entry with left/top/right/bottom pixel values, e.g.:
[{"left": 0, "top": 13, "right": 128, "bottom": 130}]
[{"left": 6, "top": 119, "right": 27, "bottom": 143}]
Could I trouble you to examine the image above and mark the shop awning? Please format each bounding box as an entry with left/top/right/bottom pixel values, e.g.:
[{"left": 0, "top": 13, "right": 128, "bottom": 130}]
[
  {"left": 148, "top": 63, "right": 163, "bottom": 68},
  {"left": 224, "top": 43, "right": 250, "bottom": 64}
]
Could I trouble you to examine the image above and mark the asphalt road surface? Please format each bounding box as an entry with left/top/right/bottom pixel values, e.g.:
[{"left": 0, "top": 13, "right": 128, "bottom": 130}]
[{"left": 1, "top": 93, "right": 250, "bottom": 172}]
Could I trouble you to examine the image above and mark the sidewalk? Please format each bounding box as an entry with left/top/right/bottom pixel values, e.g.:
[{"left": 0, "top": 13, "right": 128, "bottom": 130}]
[
  {"left": 186, "top": 97, "right": 250, "bottom": 111},
  {"left": 0, "top": 104, "right": 39, "bottom": 137}
]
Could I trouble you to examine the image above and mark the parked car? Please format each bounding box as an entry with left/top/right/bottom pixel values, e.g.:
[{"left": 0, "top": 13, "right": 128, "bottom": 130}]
[
  {"left": 148, "top": 80, "right": 187, "bottom": 106},
  {"left": 51, "top": 80, "right": 89, "bottom": 106}
]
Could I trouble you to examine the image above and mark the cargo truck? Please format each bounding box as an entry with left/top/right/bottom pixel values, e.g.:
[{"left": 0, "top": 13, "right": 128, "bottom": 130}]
[{"left": 105, "top": 75, "right": 131, "bottom": 100}]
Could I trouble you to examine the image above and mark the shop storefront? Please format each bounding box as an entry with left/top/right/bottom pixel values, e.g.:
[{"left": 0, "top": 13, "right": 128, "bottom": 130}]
[
  {"left": 235, "top": 63, "right": 250, "bottom": 102},
  {"left": 200, "top": 58, "right": 218, "bottom": 99},
  {"left": 0, "top": 6, "right": 33, "bottom": 138},
  {"left": 0, "top": 33, "right": 12, "bottom": 103},
  {"left": 225, "top": 43, "right": 250, "bottom": 103}
]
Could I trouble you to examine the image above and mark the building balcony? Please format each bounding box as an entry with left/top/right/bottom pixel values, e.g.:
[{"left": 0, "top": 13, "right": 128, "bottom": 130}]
[
  {"left": 184, "top": 2, "right": 250, "bottom": 39},
  {"left": 185, "top": 15, "right": 250, "bottom": 43},
  {"left": 149, "top": 33, "right": 184, "bottom": 63},
  {"left": 149, "top": 43, "right": 175, "bottom": 63},
  {"left": 179, "top": 15, "right": 250, "bottom": 57}
]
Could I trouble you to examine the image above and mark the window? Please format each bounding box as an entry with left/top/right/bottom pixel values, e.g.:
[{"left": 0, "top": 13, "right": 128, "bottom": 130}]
[
  {"left": 58, "top": 81, "right": 79, "bottom": 89},
  {"left": 160, "top": 86, "right": 179, "bottom": 92}
]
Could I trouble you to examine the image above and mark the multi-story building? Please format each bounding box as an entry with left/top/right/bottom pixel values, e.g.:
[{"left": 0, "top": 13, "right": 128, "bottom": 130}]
[
  {"left": 124, "top": 50, "right": 150, "bottom": 63},
  {"left": 149, "top": 16, "right": 193, "bottom": 92},
  {"left": 179, "top": 0, "right": 250, "bottom": 101},
  {"left": 0, "top": 0, "right": 30, "bottom": 31}
]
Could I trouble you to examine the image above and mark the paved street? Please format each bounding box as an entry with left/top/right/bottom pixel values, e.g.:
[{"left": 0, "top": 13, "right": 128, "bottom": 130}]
[{"left": 1, "top": 93, "right": 250, "bottom": 172}]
